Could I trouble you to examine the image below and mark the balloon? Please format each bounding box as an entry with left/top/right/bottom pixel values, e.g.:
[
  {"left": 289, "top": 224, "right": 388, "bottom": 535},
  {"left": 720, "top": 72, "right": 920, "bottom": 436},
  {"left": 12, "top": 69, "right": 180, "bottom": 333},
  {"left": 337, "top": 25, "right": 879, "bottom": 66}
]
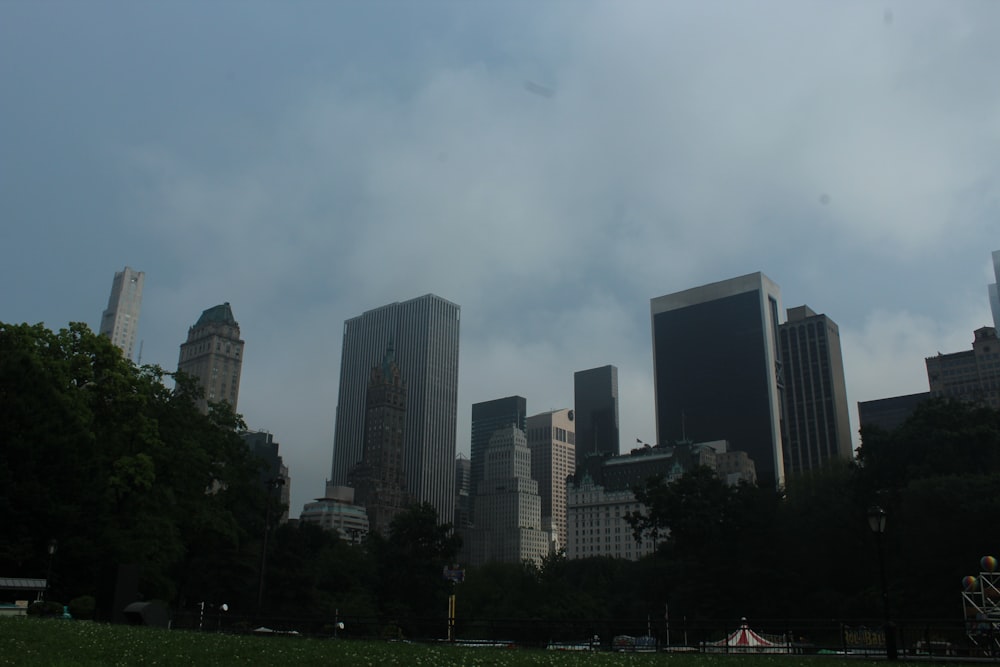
[
  {"left": 963, "top": 576, "right": 978, "bottom": 591},
  {"left": 981, "top": 556, "right": 998, "bottom": 572}
]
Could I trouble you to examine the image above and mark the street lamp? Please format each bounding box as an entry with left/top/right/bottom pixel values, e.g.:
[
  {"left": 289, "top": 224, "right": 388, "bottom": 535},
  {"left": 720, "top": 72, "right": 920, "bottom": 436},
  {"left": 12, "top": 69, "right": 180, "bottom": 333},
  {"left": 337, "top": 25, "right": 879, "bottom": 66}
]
[
  {"left": 43, "top": 539, "right": 57, "bottom": 601},
  {"left": 867, "top": 506, "right": 897, "bottom": 661},
  {"left": 257, "top": 477, "right": 285, "bottom": 614}
]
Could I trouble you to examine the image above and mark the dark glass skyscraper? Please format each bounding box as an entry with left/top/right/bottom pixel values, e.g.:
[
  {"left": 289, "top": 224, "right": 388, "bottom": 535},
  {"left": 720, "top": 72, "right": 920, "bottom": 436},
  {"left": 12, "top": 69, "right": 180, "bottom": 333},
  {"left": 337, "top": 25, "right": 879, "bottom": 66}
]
[
  {"left": 778, "top": 305, "right": 853, "bottom": 475},
  {"left": 470, "top": 396, "right": 527, "bottom": 499},
  {"left": 650, "top": 273, "right": 786, "bottom": 488},
  {"left": 573, "top": 365, "right": 619, "bottom": 470},
  {"left": 330, "top": 294, "right": 460, "bottom": 525}
]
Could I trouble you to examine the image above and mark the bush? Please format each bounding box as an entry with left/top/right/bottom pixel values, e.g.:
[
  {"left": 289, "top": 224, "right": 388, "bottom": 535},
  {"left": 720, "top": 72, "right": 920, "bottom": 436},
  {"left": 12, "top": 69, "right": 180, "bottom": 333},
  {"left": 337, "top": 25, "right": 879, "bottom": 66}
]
[
  {"left": 69, "top": 595, "right": 96, "bottom": 620},
  {"left": 27, "top": 600, "right": 65, "bottom": 617}
]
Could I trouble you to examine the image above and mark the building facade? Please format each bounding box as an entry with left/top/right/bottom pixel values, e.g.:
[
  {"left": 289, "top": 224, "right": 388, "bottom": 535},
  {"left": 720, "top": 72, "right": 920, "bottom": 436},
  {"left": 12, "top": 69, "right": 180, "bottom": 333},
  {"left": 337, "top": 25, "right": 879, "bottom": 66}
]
[
  {"left": 526, "top": 408, "right": 576, "bottom": 551},
  {"left": 925, "top": 327, "right": 1000, "bottom": 410},
  {"left": 241, "top": 430, "right": 291, "bottom": 523},
  {"left": 454, "top": 454, "right": 472, "bottom": 530},
  {"left": 99, "top": 266, "right": 144, "bottom": 362},
  {"left": 177, "top": 302, "right": 245, "bottom": 413},
  {"left": 330, "top": 294, "right": 460, "bottom": 525},
  {"left": 565, "top": 475, "right": 661, "bottom": 561},
  {"left": 300, "top": 484, "right": 370, "bottom": 543},
  {"left": 989, "top": 250, "right": 1000, "bottom": 332},
  {"left": 573, "top": 366, "right": 620, "bottom": 470},
  {"left": 857, "top": 392, "right": 930, "bottom": 433},
  {"left": 347, "top": 343, "right": 409, "bottom": 536},
  {"left": 470, "top": 396, "right": 527, "bottom": 513},
  {"left": 469, "top": 426, "right": 550, "bottom": 566},
  {"left": 778, "top": 305, "right": 853, "bottom": 476},
  {"left": 650, "top": 272, "right": 786, "bottom": 488}
]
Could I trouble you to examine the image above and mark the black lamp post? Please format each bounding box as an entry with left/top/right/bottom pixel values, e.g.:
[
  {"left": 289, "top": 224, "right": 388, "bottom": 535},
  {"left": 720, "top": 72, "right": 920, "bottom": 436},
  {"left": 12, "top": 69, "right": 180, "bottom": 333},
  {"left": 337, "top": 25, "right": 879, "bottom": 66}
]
[
  {"left": 257, "top": 477, "right": 285, "bottom": 614},
  {"left": 867, "top": 506, "right": 897, "bottom": 661},
  {"left": 43, "top": 539, "right": 57, "bottom": 601}
]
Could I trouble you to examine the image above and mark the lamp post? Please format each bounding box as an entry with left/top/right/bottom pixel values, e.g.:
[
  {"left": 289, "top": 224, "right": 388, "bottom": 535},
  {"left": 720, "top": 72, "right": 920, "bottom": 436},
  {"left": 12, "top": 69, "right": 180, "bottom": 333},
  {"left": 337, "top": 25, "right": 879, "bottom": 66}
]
[
  {"left": 257, "top": 477, "right": 285, "bottom": 614},
  {"left": 867, "top": 506, "right": 897, "bottom": 661},
  {"left": 43, "top": 539, "right": 57, "bottom": 601}
]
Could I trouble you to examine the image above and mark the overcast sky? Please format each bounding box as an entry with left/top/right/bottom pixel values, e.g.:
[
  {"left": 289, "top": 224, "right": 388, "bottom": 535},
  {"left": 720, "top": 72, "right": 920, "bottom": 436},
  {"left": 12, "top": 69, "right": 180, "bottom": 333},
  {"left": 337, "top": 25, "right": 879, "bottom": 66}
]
[{"left": 3, "top": 1, "right": 998, "bottom": 515}]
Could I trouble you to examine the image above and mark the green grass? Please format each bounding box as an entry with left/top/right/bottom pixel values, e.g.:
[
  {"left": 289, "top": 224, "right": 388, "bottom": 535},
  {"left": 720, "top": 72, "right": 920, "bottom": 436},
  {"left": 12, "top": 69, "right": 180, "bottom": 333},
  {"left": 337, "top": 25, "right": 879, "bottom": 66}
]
[{"left": 0, "top": 617, "right": 920, "bottom": 666}]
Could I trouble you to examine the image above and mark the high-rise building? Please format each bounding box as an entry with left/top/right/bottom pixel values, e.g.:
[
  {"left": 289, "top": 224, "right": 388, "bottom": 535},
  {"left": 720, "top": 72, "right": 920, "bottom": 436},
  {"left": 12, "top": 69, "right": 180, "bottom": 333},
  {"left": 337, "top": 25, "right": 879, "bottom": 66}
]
[
  {"left": 857, "top": 392, "right": 930, "bottom": 433},
  {"left": 330, "top": 294, "right": 460, "bottom": 526},
  {"left": 347, "top": 343, "right": 409, "bottom": 536},
  {"left": 177, "top": 303, "right": 245, "bottom": 413},
  {"left": 925, "top": 327, "right": 1000, "bottom": 410},
  {"left": 470, "top": 396, "right": 527, "bottom": 511},
  {"left": 241, "top": 430, "right": 291, "bottom": 523},
  {"left": 454, "top": 454, "right": 472, "bottom": 530},
  {"left": 469, "top": 426, "right": 550, "bottom": 566},
  {"left": 526, "top": 409, "right": 575, "bottom": 551},
  {"left": 573, "top": 365, "right": 620, "bottom": 470},
  {"left": 778, "top": 305, "right": 853, "bottom": 475},
  {"left": 99, "top": 266, "right": 144, "bottom": 361},
  {"left": 989, "top": 250, "right": 1000, "bottom": 332},
  {"left": 650, "top": 272, "right": 786, "bottom": 488}
]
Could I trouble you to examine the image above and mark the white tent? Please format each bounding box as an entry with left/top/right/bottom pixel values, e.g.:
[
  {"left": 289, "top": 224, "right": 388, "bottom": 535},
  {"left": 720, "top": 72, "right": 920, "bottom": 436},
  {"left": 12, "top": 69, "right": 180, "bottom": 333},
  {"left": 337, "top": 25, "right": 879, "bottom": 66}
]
[{"left": 705, "top": 619, "right": 789, "bottom": 653}]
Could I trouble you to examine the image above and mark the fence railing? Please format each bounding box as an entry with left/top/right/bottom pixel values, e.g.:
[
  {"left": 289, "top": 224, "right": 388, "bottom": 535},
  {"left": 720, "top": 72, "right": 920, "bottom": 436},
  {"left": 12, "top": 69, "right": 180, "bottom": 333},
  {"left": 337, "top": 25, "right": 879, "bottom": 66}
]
[{"left": 165, "top": 611, "right": 999, "bottom": 658}]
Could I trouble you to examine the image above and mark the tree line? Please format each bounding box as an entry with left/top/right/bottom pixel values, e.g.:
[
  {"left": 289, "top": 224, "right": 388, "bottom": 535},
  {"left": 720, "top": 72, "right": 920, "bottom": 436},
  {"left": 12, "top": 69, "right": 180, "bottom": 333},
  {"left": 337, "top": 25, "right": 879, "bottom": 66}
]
[{"left": 3, "top": 321, "right": 998, "bottom": 635}]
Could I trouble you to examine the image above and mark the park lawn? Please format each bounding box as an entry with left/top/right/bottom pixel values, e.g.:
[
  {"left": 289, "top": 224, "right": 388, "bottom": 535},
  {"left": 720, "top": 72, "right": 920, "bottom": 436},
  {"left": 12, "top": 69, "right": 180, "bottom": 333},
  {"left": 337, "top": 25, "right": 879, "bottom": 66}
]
[{"left": 0, "top": 617, "right": 915, "bottom": 666}]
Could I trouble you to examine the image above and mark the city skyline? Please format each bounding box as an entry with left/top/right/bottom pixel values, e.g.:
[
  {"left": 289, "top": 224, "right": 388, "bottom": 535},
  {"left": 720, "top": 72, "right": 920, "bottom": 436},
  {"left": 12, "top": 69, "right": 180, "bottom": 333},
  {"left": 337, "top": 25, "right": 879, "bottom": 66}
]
[{"left": 3, "top": 2, "right": 998, "bottom": 514}]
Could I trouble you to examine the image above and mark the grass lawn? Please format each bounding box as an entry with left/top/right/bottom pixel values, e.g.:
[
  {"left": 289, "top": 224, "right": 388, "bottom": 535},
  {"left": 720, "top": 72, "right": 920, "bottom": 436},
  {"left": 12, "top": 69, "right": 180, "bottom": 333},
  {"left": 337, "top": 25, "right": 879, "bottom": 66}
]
[{"left": 0, "top": 617, "right": 920, "bottom": 666}]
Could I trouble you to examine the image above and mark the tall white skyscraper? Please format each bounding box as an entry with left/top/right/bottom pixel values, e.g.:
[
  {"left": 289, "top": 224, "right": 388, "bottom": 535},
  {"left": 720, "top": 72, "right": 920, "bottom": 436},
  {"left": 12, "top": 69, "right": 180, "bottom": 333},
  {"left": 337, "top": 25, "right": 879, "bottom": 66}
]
[
  {"left": 989, "top": 250, "right": 1000, "bottom": 331},
  {"left": 99, "top": 266, "right": 144, "bottom": 362},
  {"left": 330, "top": 294, "right": 460, "bottom": 525},
  {"left": 527, "top": 409, "right": 575, "bottom": 551}
]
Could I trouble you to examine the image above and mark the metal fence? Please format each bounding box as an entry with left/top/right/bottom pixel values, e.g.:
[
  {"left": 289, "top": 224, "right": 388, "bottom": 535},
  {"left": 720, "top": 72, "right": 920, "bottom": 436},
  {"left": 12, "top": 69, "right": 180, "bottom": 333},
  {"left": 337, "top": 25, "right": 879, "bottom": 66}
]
[{"left": 165, "top": 610, "right": 1000, "bottom": 658}]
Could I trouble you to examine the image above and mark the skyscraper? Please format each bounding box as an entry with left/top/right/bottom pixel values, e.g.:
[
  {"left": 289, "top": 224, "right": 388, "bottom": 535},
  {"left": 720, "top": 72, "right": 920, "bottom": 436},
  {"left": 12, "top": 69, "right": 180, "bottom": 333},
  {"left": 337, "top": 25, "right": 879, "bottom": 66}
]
[
  {"left": 99, "top": 266, "right": 144, "bottom": 361},
  {"left": 330, "top": 294, "right": 460, "bottom": 525},
  {"left": 989, "top": 250, "right": 1000, "bottom": 331},
  {"left": 470, "top": 396, "right": 527, "bottom": 509},
  {"left": 778, "top": 305, "right": 853, "bottom": 475},
  {"left": 573, "top": 365, "right": 619, "bottom": 470},
  {"left": 469, "top": 425, "right": 549, "bottom": 566},
  {"left": 526, "top": 408, "right": 575, "bottom": 551},
  {"left": 177, "top": 302, "right": 245, "bottom": 414},
  {"left": 650, "top": 272, "right": 786, "bottom": 488},
  {"left": 347, "top": 343, "right": 409, "bottom": 536}
]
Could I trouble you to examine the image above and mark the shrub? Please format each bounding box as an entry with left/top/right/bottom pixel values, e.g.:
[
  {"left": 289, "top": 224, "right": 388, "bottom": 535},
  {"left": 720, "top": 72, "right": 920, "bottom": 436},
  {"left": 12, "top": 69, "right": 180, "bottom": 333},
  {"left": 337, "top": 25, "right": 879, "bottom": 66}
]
[{"left": 69, "top": 595, "right": 96, "bottom": 620}]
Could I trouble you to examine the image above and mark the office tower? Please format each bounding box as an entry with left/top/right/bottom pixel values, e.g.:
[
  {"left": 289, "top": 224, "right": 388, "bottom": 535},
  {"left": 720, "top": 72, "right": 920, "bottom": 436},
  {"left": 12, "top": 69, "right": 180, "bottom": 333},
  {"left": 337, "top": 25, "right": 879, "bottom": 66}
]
[
  {"left": 330, "top": 294, "right": 460, "bottom": 525},
  {"left": 99, "top": 266, "right": 144, "bottom": 361},
  {"left": 926, "top": 327, "right": 1000, "bottom": 410},
  {"left": 241, "top": 430, "right": 291, "bottom": 523},
  {"left": 527, "top": 409, "right": 575, "bottom": 551},
  {"left": 470, "top": 426, "right": 549, "bottom": 566},
  {"left": 347, "top": 343, "right": 409, "bottom": 536},
  {"left": 454, "top": 454, "right": 472, "bottom": 530},
  {"left": 573, "top": 365, "right": 620, "bottom": 470},
  {"left": 177, "top": 302, "right": 245, "bottom": 413},
  {"left": 650, "top": 272, "right": 786, "bottom": 488},
  {"left": 778, "top": 305, "right": 853, "bottom": 475},
  {"left": 470, "top": 396, "right": 527, "bottom": 511},
  {"left": 990, "top": 250, "right": 1000, "bottom": 331}
]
